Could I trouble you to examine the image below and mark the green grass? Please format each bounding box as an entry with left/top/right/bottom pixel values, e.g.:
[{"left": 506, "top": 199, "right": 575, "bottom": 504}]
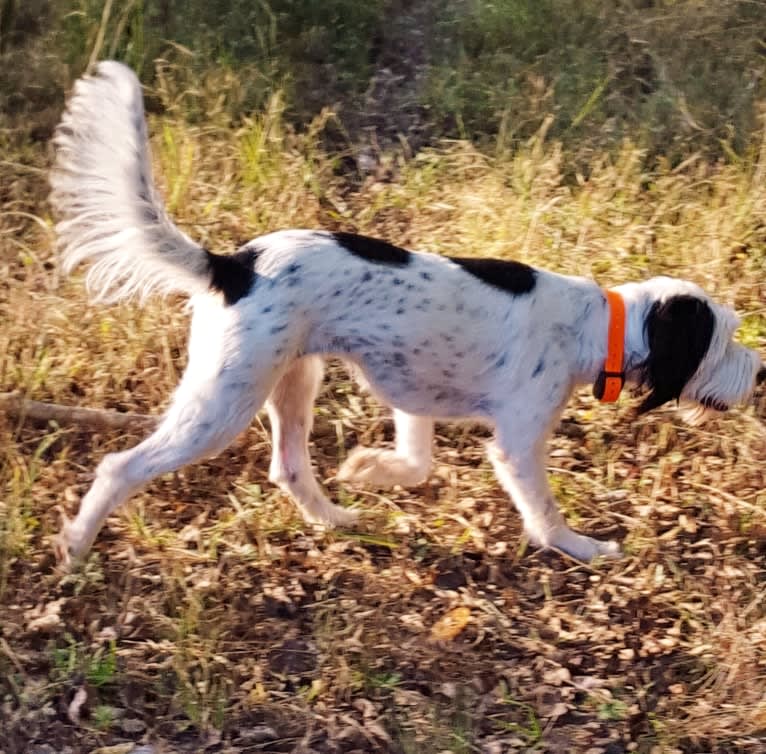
[{"left": 52, "top": 635, "right": 118, "bottom": 688}]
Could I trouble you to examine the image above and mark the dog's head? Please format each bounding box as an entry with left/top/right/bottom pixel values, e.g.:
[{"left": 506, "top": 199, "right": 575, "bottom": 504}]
[{"left": 619, "top": 277, "right": 765, "bottom": 422}]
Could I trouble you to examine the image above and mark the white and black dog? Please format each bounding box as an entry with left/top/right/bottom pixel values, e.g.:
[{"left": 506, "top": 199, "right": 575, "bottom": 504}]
[{"left": 50, "top": 62, "right": 765, "bottom": 565}]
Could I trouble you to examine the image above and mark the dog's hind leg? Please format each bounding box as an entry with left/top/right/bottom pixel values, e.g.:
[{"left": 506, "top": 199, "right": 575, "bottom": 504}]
[
  {"left": 57, "top": 386, "right": 272, "bottom": 565},
  {"left": 337, "top": 410, "right": 433, "bottom": 488},
  {"left": 488, "top": 428, "right": 621, "bottom": 562},
  {"left": 57, "top": 309, "right": 285, "bottom": 564},
  {"left": 266, "top": 356, "right": 357, "bottom": 526}
]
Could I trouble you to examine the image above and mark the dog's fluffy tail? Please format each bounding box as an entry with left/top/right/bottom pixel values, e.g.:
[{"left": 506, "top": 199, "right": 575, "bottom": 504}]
[{"left": 50, "top": 61, "right": 212, "bottom": 303}]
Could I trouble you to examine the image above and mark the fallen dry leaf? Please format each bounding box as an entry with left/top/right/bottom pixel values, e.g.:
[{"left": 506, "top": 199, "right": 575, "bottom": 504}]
[
  {"left": 67, "top": 685, "right": 89, "bottom": 726},
  {"left": 24, "top": 599, "right": 65, "bottom": 634},
  {"left": 429, "top": 606, "right": 471, "bottom": 642}
]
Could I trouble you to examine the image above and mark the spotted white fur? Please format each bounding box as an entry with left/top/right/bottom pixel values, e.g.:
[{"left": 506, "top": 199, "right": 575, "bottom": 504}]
[{"left": 51, "top": 62, "right": 765, "bottom": 565}]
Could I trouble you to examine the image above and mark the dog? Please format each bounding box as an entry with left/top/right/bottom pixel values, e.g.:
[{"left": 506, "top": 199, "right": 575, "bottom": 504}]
[{"left": 50, "top": 62, "right": 765, "bottom": 566}]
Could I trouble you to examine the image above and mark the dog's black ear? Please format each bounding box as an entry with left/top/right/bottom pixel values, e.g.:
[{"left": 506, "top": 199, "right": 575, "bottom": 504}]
[{"left": 637, "top": 295, "right": 715, "bottom": 414}]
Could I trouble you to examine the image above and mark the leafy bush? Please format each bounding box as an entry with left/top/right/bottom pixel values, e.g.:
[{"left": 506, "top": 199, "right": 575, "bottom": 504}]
[
  {"left": 2, "top": 0, "right": 766, "bottom": 158},
  {"left": 426, "top": 0, "right": 766, "bottom": 159}
]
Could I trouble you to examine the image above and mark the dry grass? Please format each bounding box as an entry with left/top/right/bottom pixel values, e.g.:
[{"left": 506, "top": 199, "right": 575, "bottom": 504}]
[{"left": 1, "top": 97, "right": 766, "bottom": 753}]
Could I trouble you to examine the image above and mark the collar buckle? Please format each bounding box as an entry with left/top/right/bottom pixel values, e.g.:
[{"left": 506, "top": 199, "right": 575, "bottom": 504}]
[{"left": 593, "top": 370, "right": 625, "bottom": 402}]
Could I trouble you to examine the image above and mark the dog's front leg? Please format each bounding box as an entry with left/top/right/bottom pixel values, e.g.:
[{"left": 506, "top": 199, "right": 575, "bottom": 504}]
[
  {"left": 487, "top": 437, "right": 621, "bottom": 561},
  {"left": 338, "top": 410, "right": 433, "bottom": 488}
]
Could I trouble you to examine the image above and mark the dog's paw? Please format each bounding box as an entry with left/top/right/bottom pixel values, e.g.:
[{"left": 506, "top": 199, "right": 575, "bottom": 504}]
[
  {"left": 587, "top": 537, "right": 622, "bottom": 560},
  {"left": 321, "top": 503, "right": 360, "bottom": 528},
  {"left": 52, "top": 533, "right": 73, "bottom": 571},
  {"left": 297, "top": 498, "right": 360, "bottom": 529},
  {"left": 51, "top": 508, "right": 96, "bottom": 572},
  {"left": 51, "top": 509, "right": 78, "bottom": 572},
  {"left": 338, "top": 447, "right": 429, "bottom": 488},
  {"left": 546, "top": 528, "right": 622, "bottom": 562}
]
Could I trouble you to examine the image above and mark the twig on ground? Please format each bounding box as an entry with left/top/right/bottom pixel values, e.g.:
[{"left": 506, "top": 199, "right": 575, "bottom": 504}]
[{"left": 0, "top": 393, "right": 156, "bottom": 431}]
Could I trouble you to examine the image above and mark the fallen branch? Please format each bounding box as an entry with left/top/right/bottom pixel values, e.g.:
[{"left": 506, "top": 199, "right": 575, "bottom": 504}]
[{"left": 0, "top": 393, "right": 156, "bottom": 431}]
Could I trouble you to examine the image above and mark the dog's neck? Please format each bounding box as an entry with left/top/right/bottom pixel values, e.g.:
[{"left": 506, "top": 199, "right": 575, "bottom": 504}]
[
  {"left": 575, "top": 279, "right": 665, "bottom": 389},
  {"left": 616, "top": 286, "right": 654, "bottom": 380}
]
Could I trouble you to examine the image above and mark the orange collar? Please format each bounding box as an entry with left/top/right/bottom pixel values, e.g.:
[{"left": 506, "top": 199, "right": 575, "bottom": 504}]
[{"left": 593, "top": 289, "right": 626, "bottom": 403}]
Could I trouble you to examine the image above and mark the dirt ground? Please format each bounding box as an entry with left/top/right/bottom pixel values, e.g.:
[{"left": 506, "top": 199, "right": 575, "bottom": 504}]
[{"left": 2, "top": 366, "right": 766, "bottom": 753}]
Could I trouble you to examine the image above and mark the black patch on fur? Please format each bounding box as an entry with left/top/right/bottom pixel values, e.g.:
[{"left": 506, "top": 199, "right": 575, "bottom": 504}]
[
  {"left": 207, "top": 246, "right": 259, "bottom": 305},
  {"left": 757, "top": 365, "right": 766, "bottom": 384},
  {"left": 332, "top": 232, "right": 411, "bottom": 267},
  {"left": 637, "top": 295, "right": 715, "bottom": 413},
  {"left": 449, "top": 257, "right": 537, "bottom": 295}
]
